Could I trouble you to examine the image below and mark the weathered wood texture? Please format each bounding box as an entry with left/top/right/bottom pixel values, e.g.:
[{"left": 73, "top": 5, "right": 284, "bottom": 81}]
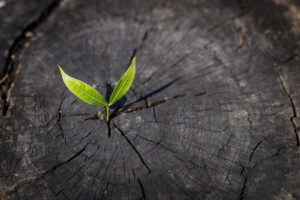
[
  {"left": 0, "top": 0, "right": 60, "bottom": 113},
  {"left": 0, "top": 0, "right": 54, "bottom": 75},
  {"left": 1, "top": 0, "right": 300, "bottom": 199}
]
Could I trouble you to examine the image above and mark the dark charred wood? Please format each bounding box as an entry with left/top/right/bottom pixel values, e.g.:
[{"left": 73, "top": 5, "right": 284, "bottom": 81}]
[{"left": 1, "top": 0, "right": 300, "bottom": 199}]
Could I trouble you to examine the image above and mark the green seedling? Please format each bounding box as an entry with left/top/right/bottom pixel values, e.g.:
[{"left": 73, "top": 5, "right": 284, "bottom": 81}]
[{"left": 58, "top": 57, "right": 136, "bottom": 121}]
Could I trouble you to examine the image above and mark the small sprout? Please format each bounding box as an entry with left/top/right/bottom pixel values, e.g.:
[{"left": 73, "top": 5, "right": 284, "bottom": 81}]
[{"left": 58, "top": 57, "right": 136, "bottom": 121}]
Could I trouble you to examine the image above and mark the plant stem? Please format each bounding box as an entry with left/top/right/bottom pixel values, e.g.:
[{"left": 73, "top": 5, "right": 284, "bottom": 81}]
[{"left": 106, "top": 106, "right": 109, "bottom": 121}]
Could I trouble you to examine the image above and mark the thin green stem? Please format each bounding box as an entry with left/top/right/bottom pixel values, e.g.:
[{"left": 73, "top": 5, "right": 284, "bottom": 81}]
[{"left": 106, "top": 106, "right": 109, "bottom": 121}]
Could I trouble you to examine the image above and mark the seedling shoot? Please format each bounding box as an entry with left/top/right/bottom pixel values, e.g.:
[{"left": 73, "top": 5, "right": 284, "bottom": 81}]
[{"left": 58, "top": 57, "right": 136, "bottom": 121}]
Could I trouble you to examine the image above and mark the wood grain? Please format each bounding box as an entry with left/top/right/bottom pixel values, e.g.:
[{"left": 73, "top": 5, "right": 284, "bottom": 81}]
[{"left": 1, "top": 0, "right": 300, "bottom": 199}]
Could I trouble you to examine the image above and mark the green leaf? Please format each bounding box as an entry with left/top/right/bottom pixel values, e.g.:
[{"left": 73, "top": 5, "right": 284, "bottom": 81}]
[
  {"left": 109, "top": 57, "right": 136, "bottom": 106},
  {"left": 58, "top": 66, "right": 107, "bottom": 106}
]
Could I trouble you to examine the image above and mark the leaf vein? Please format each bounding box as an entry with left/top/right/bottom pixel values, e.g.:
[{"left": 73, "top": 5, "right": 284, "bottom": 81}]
[
  {"left": 69, "top": 81, "right": 106, "bottom": 105},
  {"left": 110, "top": 65, "right": 134, "bottom": 104}
]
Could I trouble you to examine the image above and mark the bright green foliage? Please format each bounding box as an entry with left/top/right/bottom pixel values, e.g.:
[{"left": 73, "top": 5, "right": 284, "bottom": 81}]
[
  {"left": 109, "top": 57, "right": 136, "bottom": 106},
  {"left": 58, "top": 66, "right": 107, "bottom": 106},
  {"left": 58, "top": 57, "right": 136, "bottom": 121}
]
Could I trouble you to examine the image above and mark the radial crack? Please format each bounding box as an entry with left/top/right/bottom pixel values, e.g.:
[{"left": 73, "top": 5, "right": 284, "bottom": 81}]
[
  {"left": 128, "top": 30, "right": 149, "bottom": 64},
  {"left": 113, "top": 124, "right": 151, "bottom": 174},
  {"left": 101, "top": 182, "right": 110, "bottom": 200},
  {"left": 14, "top": 145, "right": 87, "bottom": 188},
  {"left": 57, "top": 98, "right": 73, "bottom": 150},
  {"left": 152, "top": 107, "right": 158, "bottom": 122},
  {"left": 138, "top": 178, "right": 146, "bottom": 199},
  {"left": 238, "top": 177, "right": 248, "bottom": 200}
]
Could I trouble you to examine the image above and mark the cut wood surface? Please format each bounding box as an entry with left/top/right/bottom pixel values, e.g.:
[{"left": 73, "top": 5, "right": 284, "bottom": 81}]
[
  {"left": 0, "top": 0, "right": 53, "bottom": 76},
  {"left": 1, "top": 0, "right": 300, "bottom": 199}
]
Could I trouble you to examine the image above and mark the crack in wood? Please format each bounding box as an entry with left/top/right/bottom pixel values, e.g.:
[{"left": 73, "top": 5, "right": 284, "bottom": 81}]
[
  {"left": 61, "top": 191, "right": 71, "bottom": 200},
  {"left": 57, "top": 97, "right": 74, "bottom": 151},
  {"left": 238, "top": 136, "right": 272, "bottom": 199},
  {"left": 195, "top": 92, "right": 206, "bottom": 96},
  {"left": 107, "top": 120, "right": 111, "bottom": 137},
  {"left": 217, "top": 133, "right": 233, "bottom": 157},
  {"left": 82, "top": 94, "right": 186, "bottom": 122},
  {"left": 113, "top": 123, "right": 152, "bottom": 174},
  {"left": 58, "top": 99, "right": 65, "bottom": 138},
  {"left": 136, "top": 134, "right": 176, "bottom": 154},
  {"left": 238, "top": 177, "right": 248, "bottom": 200},
  {"left": 138, "top": 178, "right": 146, "bottom": 200},
  {"left": 128, "top": 29, "right": 149, "bottom": 65},
  {"left": 102, "top": 144, "right": 118, "bottom": 178},
  {"left": 0, "top": 0, "right": 65, "bottom": 115},
  {"left": 88, "top": 143, "right": 109, "bottom": 199},
  {"left": 113, "top": 94, "right": 186, "bottom": 118},
  {"left": 101, "top": 182, "right": 110, "bottom": 200},
  {"left": 248, "top": 136, "right": 272, "bottom": 163},
  {"left": 152, "top": 107, "right": 158, "bottom": 123},
  {"left": 274, "top": 62, "right": 299, "bottom": 146},
  {"left": 14, "top": 144, "right": 87, "bottom": 189}
]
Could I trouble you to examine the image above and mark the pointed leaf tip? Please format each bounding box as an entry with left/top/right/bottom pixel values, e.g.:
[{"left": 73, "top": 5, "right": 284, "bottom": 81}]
[
  {"left": 109, "top": 57, "right": 136, "bottom": 106},
  {"left": 58, "top": 66, "right": 107, "bottom": 106}
]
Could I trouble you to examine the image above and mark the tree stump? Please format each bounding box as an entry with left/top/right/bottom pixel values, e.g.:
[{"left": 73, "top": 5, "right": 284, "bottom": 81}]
[
  {"left": 1, "top": 0, "right": 300, "bottom": 199},
  {"left": 0, "top": 0, "right": 54, "bottom": 76}
]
